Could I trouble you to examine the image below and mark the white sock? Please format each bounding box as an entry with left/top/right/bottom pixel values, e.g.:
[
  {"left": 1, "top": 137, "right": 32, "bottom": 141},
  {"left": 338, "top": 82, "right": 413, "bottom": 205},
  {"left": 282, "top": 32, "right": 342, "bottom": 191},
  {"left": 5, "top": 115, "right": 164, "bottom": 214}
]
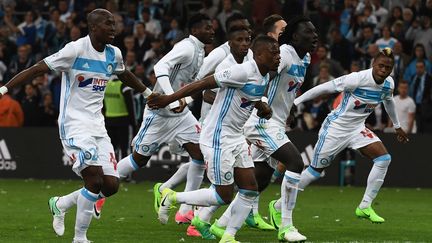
[
  {"left": 176, "top": 187, "right": 225, "bottom": 207},
  {"left": 159, "top": 162, "right": 190, "bottom": 192},
  {"left": 57, "top": 189, "right": 80, "bottom": 212},
  {"left": 179, "top": 159, "right": 206, "bottom": 214},
  {"left": 359, "top": 154, "right": 391, "bottom": 209},
  {"left": 117, "top": 154, "right": 139, "bottom": 179},
  {"left": 225, "top": 190, "right": 258, "bottom": 236},
  {"left": 298, "top": 166, "right": 321, "bottom": 190},
  {"left": 74, "top": 188, "right": 98, "bottom": 241},
  {"left": 270, "top": 169, "right": 283, "bottom": 183},
  {"left": 281, "top": 171, "right": 300, "bottom": 228},
  {"left": 198, "top": 205, "right": 220, "bottom": 223},
  {"left": 252, "top": 194, "right": 259, "bottom": 215},
  {"left": 216, "top": 195, "right": 236, "bottom": 227}
]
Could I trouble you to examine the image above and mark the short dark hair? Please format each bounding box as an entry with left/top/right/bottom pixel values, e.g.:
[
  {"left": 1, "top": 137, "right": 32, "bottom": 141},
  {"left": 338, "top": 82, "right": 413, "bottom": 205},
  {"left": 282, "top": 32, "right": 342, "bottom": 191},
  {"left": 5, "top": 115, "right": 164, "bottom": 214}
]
[
  {"left": 225, "top": 12, "right": 247, "bottom": 32},
  {"left": 227, "top": 25, "right": 250, "bottom": 39},
  {"left": 188, "top": 13, "right": 211, "bottom": 31},
  {"left": 263, "top": 14, "right": 284, "bottom": 34},
  {"left": 278, "top": 15, "right": 311, "bottom": 45},
  {"left": 252, "top": 35, "right": 278, "bottom": 53},
  {"left": 416, "top": 59, "right": 426, "bottom": 66}
]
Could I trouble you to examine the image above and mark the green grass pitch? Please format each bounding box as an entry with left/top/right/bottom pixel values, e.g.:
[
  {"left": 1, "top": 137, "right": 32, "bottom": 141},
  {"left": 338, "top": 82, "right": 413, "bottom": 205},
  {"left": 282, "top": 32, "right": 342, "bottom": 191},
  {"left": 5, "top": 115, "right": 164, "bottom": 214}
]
[{"left": 1, "top": 179, "right": 431, "bottom": 242}]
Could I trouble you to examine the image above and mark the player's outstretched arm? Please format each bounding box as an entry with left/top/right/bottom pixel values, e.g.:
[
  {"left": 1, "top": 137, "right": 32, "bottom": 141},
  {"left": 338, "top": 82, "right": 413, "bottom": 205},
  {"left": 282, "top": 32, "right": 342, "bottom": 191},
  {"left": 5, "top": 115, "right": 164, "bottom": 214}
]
[
  {"left": 294, "top": 80, "right": 337, "bottom": 106},
  {"left": 147, "top": 75, "right": 218, "bottom": 109},
  {"left": 383, "top": 98, "right": 409, "bottom": 143},
  {"left": 117, "top": 69, "right": 155, "bottom": 100},
  {"left": 0, "top": 61, "right": 49, "bottom": 98}
]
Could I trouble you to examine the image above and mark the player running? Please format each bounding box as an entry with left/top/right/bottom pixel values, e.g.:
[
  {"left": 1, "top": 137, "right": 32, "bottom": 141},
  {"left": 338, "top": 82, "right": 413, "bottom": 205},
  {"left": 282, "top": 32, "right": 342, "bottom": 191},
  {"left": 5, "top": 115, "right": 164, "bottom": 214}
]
[{"left": 293, "top": 47, "right": 409, "bottom": 224}]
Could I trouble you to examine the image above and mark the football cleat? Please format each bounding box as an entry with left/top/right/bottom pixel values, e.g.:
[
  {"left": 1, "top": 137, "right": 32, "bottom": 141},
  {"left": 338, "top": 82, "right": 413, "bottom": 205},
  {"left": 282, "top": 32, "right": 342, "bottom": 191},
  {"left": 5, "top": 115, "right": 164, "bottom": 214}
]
[{"left": 48, "top": 196, "right": 65, "bottom": 236}]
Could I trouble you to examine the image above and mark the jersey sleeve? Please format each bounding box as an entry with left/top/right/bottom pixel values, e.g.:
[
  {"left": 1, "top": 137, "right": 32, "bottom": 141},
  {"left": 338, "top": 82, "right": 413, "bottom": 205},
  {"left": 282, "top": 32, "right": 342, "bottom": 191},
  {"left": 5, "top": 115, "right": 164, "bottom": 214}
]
[
  {"left": 332, "top": 72, "right": 361, "bottom": 92},
  {"left": 214, "top": 63, "right": 248, "bottom": 88},
  {"left": 113, "top": 46, "right": 125, "bottom": 74},
  {"left": 43, "top": 42, "right": 77, "bottom": 72},
  {"left": 278, "top": 45, "right": 292, "bottom": 73},
  {"left": 196, "top": 47, "right": 227, "bottom": 80},
  {"left": 154, "top": 40, "right": 193, "bottom": 78}
]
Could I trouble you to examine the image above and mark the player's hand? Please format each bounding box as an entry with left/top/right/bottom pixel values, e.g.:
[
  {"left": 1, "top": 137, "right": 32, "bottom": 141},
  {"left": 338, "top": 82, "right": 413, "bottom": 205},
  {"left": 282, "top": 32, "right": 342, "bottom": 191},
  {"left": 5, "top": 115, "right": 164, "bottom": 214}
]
[
  {"left": 395, "top": 127, "right": 409, "bottom": 143},
  {"left": 172, "top": 98, "right": 187, "bottom": 113},
  {"left": 147, "top": 93, "right": 170, "bottom": 109},
  {"left": 255, "top": 101, "right": 272, "bottom": 120}
]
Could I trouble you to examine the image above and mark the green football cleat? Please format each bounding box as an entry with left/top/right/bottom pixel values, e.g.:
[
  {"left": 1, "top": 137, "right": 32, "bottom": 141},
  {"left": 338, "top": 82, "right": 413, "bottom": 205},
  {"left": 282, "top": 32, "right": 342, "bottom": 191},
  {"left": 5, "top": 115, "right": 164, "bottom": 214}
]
[
  {"left": 153, "top": 183, "right": 162, "bottom": 214},
  {"left": 158, "top": 188, "right": 177, "bottom": 224},
  {"left": 219, "top": 233, "right": 239, "bottom": 243},
  {"left": 209, "top": 219, "right": 226, "bottom": 238},
  {"left": 48, "top": 196, "right": 65, "bottom": 236},
  {"left": 191, "top": 216, "right": 216, "bottom": 240},
  {"left": 245, "top": 211, "right": 275, "bottom": 230},
  {"left": 268, "top": 199, "right": 282, "bottom": 230},
  {"left": 355, "top": 206, "right": 385, "bottom": 223},
  {"left": 278, "top": 225, "right": 307, "bottom": 242}
]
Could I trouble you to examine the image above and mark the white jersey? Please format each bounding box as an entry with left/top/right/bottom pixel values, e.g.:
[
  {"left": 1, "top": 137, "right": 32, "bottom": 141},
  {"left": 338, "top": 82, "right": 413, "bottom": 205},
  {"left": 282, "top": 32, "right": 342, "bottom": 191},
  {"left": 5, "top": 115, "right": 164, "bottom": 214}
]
[
  {"left": 200, "top": 59, "right": 269, "bottom": 147},
  {"left": 247, "top": 44, "right": 310, "bottom": 127},
  {"left": 326, "top": 68, "right": 395, "bottom": 132},
  {"left": 198, "top": 41, "right": 253, "bottom": 121},
  {"left": 44, "top": 36, "right": 125, "bottom": 139}
]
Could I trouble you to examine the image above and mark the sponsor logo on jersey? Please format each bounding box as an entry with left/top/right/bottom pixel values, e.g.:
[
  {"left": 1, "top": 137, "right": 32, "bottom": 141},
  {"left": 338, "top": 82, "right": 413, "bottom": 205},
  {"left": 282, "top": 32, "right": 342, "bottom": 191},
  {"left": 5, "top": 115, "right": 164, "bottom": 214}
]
[
  {"left": 240, "top": 97, "right": 253, "bottom": 109},
  {"left": 287, "top": 80, "right": 300, "bottom": 92},
  {"left": 353, "top": 100, "right": 377, "bottom": 113},
  {"left": 76, "top": 75, "right": 108, "bottom": 92}
]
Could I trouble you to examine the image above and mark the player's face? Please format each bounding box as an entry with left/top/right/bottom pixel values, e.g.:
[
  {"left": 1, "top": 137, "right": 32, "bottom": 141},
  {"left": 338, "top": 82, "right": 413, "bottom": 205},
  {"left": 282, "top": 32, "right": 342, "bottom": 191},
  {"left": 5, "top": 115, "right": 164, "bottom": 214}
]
[
  {"left": 194, "top": 20, "right": 215, "bottom": 44},
  {"left": 372, "top": 56, "right": 394, "bottom": 83},
  {"left": 94, "top": 13, "right": 116, "bottom": 44},
  {"left": 264, "top": 42, "right": 281, "bottom": 71},
  {"left": 268, "top": 20, "right": 287, "bottom": 41},
  {"left": 229, "top": 30, "right": 251, "bottom": 60},
  {"left": 295, "top": 21, "right": 318, "bottom": 53}
]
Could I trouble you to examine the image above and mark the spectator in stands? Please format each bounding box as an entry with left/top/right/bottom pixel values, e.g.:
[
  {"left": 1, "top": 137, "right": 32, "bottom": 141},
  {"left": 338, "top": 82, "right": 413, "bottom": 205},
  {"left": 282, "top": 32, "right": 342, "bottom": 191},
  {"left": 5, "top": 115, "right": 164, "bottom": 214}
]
[
  {"left": 392, "top": 41, "right": 411, "bottom": 85},
  {"left": 419, "top": 0, "right": 432, "bottom": 16},
  {"left": 391, "top": 80, "right": 416, "bottom": 133},
  {"left": 367, "top": 43, "right": 380, "bottom": 67},
  {"left": 125, "top": 51, "right": 138, "bottom": 73},
  {"left": 405, "top": 15, "right": 432, "bottom": 59},
  {"left": 112, "top": 13, "right": 128, "bottom": 51},
  {"left": 375, "top": 25, "right": 398, "bottom": 50},
  {"left": 310, "top": 44, "right": 344, "bottom": 81},
  {"left": 401, "top": 8, "right": 414, "bottom": 33},
  {"left": 363, "top": 5, "right": 378, "bottom": 28},
  {"left": 330, "top": 27, "right": 353, "bottom": 71},
  {"left": 141, "top": 7, "right": 161, "bottom": 38},
  {"left": 251, "top": 0, "right": 280, "bottom": 28},
  {"left": 302, "top": 95, "right": 331, "bottom": 132},
  {"left": 372, "top": 0, "right": 389, "bottom": 29},
  {"left": 6, "top": 44, "right": 35, "bottom": 99},
  {"left": 0, "top": 93, "right": 24, "bottom": 127},
  {"left": 211, "top": 18, "right": 225, "bottom": 46},
  {"left": 386, "top": 6, "right": 403, "bottom": 27},
  {"left": 69, "top": 25, "right": 81, "bottom": 41},
  {"left": 40, "top": 92, "right": 57, "bottom": 127},
  {"left": 165, "top": 18, "right": 184, "bottom": 48},
  {"left": 21, "top": 83, "right": 41, "bottom": 126},
  {"left": 199, "top": 0, "right": 218, "bottom": 19},
  {"left": 339, "top": 0, "right": 354, "bottom": 37},
  {"left": 403, "top": 43, "right": 432, "bottom": 82},
  {"left": 312, "top": 63, "right": 335, "bottom": 87},
  {"left": 217, "top": 0, "right": 240, "bottom": 33},
  {"left": 409, "top": 60, "right": 432, "bottom": 133},
  {"left": 133, "top": 22, "right": 151, "bottom": 64},
  {"left": 354, "top": 24, "right": 376, "bottom": 67}
]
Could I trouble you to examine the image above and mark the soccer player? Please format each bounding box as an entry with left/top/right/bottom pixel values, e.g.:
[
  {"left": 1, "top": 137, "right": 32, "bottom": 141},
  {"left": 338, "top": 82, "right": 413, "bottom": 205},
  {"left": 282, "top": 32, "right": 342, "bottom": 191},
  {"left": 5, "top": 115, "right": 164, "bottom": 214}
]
[
  {"left": 183, "top": 25, "right": 255, "bottom": 239},
  {"left": 151, "top": 14, "right": 252, "bottom": 230},
  {"left": 210, "top": 16, "right": 318, "bottom": 242},
  {"left": 0, "top": 9, "right": 153, "bottom": 243},
  {"left": 148, "top": 35, "right": 280, "bottom": 243},
  {"left": 115, "top": 12, "right": 214, "bottom": 224},
  {"left": 293, "top": 47, "right": 409, "bottom": 223}
]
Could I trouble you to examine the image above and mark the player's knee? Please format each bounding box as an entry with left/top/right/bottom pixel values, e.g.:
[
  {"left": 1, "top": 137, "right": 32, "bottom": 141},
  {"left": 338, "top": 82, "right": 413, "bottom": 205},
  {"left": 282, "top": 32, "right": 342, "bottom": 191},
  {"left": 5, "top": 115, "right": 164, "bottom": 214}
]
[
  {"left": 101, "top": 178, "right": 120, "bottom": 197},
  {"left": 373, "top": 154, "right": 391, "bottom": 168},
  {"left": 285, "top": 156, "right": 304, "bottom": 174},
  {"left": 84, "top": 176, "right": 104, "bottom": 193}
]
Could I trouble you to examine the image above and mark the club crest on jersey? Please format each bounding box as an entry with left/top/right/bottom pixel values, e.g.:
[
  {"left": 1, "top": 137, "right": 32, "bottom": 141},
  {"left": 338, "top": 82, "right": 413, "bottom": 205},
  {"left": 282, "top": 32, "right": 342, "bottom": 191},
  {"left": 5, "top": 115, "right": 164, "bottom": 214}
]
[
  {"left": 77, "top": 75, "right": 108, "bottom": 92},
  {"left": 107, "top": 64, "right": 113, "bottom": 74}
]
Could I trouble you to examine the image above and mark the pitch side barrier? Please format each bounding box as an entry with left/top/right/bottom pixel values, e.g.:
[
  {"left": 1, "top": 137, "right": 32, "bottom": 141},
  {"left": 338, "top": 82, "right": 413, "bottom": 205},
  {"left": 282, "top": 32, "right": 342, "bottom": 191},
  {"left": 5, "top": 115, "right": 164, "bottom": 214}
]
[{"left": 0, "top": 128, "right": 430, "bottom": 187}]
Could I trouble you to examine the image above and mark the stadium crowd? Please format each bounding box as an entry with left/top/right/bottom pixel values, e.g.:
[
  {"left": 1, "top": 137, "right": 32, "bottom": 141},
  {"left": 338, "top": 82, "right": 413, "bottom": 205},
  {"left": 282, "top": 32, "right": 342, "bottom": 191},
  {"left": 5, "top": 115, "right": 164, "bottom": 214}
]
[{"left": 0, "top": 0, "right": 431, "bottom": 133}]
